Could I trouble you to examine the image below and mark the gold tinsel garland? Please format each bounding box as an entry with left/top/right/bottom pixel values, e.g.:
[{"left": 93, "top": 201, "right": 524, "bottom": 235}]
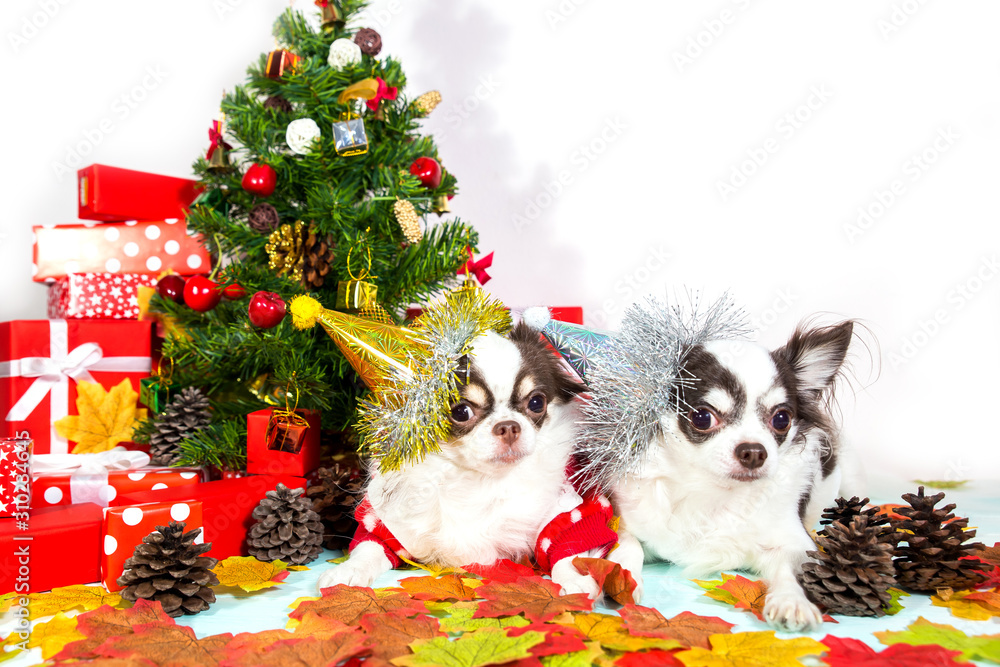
[{"left": 266, "top": 221, "right": 306, "bottom": 283}]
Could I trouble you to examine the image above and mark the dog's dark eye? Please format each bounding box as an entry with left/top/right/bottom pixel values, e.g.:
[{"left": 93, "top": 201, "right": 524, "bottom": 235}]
[
  {"left": 527, "top": 394, "right": 546, "bottom": 414},
  {"left": 690, "top": 408, "right": 719, "bottom": 431},
  {"left": 771, "top": 409, "right": 791, "bottom": 433},
  {"left": 450, "top": 403, "right": 474, "bottom": 423}
]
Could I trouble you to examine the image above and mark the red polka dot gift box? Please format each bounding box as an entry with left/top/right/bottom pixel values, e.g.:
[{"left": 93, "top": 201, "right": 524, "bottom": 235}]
[
  {"left": 0, "top": 437, "right": 31, "bottom": 518},
  {"left": 33, "top": 465, "right": 204, "bottom": 508},
  {"left": 77, "top": 164, "right": 200, "bottom": 223},
  {"left": 47, "top": 273, "right": 159, "bottom": 320},
  {"left": 31, "top": 220, "right": 211, "bottom": 283},
  {"left": 102, "top": 500, "right": 204, "bottom": 592}
]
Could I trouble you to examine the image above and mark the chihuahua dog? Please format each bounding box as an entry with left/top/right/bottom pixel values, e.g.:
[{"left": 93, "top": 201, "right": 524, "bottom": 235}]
[
  {"left": 319, "top": 323, "right": 617, "bottom": 596},
  {"left": 607, "top": 321, "right": 858, "bottom": 630}
]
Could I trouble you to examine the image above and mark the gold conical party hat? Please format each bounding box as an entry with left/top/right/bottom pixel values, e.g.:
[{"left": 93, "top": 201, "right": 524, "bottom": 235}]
[{"left": 289, "top": 295, "right": 427, "bottom": 389}]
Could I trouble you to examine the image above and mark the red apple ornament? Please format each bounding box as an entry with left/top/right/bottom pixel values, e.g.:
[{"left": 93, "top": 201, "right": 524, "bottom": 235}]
[
  {"left": 242, "top": 163, "right": 278, "bottom": 197},
  {"left": 248, "top": 291, "right": 287, "bottom": 328},
  {"left": 184, "top": 276, "right": 223, "bottom": 312},
  {"left": 156, "top": 274, "right": 186, "bottom": 304},
  {"left": 409, "top": 157, "right": 442, "bottom": 189}
]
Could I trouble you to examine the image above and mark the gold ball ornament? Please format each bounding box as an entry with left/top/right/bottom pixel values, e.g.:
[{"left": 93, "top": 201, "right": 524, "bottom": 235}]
[
  {"left": 394, "top": 199, "right": 423, "bottom": 243},
  {"left": 413, "top": 90, "right": 442, "bottom": 116}
]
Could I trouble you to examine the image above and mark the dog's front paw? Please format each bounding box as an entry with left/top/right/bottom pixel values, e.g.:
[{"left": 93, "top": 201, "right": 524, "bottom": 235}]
[
  {"left": 550, "top": 557, "right": 601, "bottom": 600},
  {"left": 316, "top": 542, "right": 392, "bottom": 593},
  {"left": 763, "top": 590, "right": 823, "bottom": 632}
]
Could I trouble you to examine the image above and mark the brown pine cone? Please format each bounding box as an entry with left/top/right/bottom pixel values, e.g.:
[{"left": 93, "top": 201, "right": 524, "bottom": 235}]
[
  {"left": 306, "top": 464, "right": 364, "bottom": 551},
  {"left": 247, "top": 484, "right": 324, "bottom": 565},
  {"left": 302, "top": 223, "right": 335, "bottom": 289}
]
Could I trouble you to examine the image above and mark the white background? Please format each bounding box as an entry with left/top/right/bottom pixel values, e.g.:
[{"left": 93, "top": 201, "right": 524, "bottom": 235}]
[{"left": 2, "top": 0, "right": 998, "bottom": 481}]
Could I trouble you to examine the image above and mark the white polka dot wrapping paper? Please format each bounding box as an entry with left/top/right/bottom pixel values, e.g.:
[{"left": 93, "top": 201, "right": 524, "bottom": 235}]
[
  {"left": 47, "top": 273, "right": 158, "bottom": 319},
  {"left": 33, "top": 466, "right": 204, "bottom": 509},
  {"left": 31, "top": 220, "right": 211, "bottom": 283}
]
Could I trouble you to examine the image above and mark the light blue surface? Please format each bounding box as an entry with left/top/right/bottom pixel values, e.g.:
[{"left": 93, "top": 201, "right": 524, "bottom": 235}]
[{"left": 2, "top": 476, "right": 998, "bottom": 666}]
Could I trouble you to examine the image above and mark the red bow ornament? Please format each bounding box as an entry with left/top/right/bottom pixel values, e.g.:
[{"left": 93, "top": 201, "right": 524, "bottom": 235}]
[
  {"left": 206, "top": 120, "right": 232, "bottom": 160},
  {"left": 366, "top": 77, "right": 399, "bottom": 112},
  {"left": 457, "top": 247, "right": 494, "bottom": 285}
]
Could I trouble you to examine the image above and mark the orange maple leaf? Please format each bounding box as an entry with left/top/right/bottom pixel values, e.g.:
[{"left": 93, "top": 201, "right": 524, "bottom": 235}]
[
  {"left": 290, "top": 584, "right": 425, "bottom": 627},
  {"left": 398, "top": 573, "right": 480, "bottom": 602},
  {"left": 572, "top": 557, "right": 638, "bottom": 605},
  {"left": 223, "top": 629, "right": 295, "bottom": 654},
  {"left": 359, "top": 609, "right": 445, "bottom": 661},
  {"left": 56, "top": 600, "right": 175, "bottom": 661},
  {"left": 717, "top": 575, "right": 768, "bottom": 620},
  {"left": 572, "top": 612, "right": 682, "bottom": 652},
  {"left": 932, "top": 588, "right": 1000, "bottom": 620},
  {"left": 54, "top": 380, "right": 147, "bottom": 454},
  {"left": 981, "top": 543, "right": 1000, "bottom": 568},
  {"left": 620, "top": 606, "right": 734, "bottom": 650},
  {"left": 474, "top": 576, "right": 594, "bottom": 623},
  {"left": 222, "top": 634, "right": 368, "bottom": 667},
  {"left": 95, "top": 625, "right": 231, "bottom": 667}
]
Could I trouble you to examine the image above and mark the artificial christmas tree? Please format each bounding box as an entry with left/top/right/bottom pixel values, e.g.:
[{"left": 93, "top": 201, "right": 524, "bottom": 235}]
[
  {"left": 142, "top": 2, "right": 479, "bottom": 470},
  {"left": 247, "top": 483, "right": 324, "bottom": 565}
]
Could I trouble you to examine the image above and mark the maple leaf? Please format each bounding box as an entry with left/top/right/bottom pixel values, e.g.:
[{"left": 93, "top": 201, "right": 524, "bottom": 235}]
[
  {"left": 572, "top": 557, "right": 638, "bottom": 605},
  {"left": 222, "top": 629, "right": 295, "bottom": 655},
  {"left": 287, "top": 565, "right": 310, "bottom": 571},
  {"left": 543, "top": 643, "right": 607, "bottom": 667},
  {"left": 620, "top": 606, "right": 734, "bottom": 650},
  {"left": 50, "top": 659, "right": 157, "bottom": 667},
  {"left": 573, "top": 612, "right": 681, "bottom": 653},
  {"left": 462, "top": 560, "right": 539, "bottom": 583},
  {"left": 819, "top": 634, "right": 966, "bottom": 666},
  {"left": 26, "top": 612, "right": 85, "bottom": 659},
  {"left": 399, "top": 573, "right": 480, "bottom": 602},
  {"left": 885, "top": 588, "right": 909, "bottom": 616},
  {"left": 676, "top": 631, "right": 825, "bottom": 667},
  {"left": 932, "top": 587, "right": 1000, "bottom": 620},
  {"left": 874, "top": 616, "right": 1000, "bottom": 664},
  {"left": 56, "top": 600, "right": 175, "bottom": 661},
  {"left": 0, "top": 593, "right": 15, "bottom": 613},
  {"left": 55, "top": 380, "right": 147, "bottom": 454},
  {"left": 507, "top": 622, "right": 588, "bottom": 658},
  {"left": 360, "top": 609, "right": 445, "bottom": 661},
  {"left": 96, "top": 624, "right": 232, "bottom": 667},
  {"left": 912, "top": 479, "right": 969, "bottom": 489},
  {"left": 26, "top": 585, "right": 126, "bottom": 620},
  {"left": 436, "top": 602, "right": 531, "bottom": 633},
  {"left": 212, "top": 556, "right": 290, "bottom": 592},
  {"left": 616, "top": 650, "right": 686, "bottom": 667},
  {"left": 695, "top": 574, "right": 767, "bottom": 621},
  {"left": 982, "top": 543, "right": 1000, "bottom": 568},
  {"left": 392, "top": 627, "right": 545, "bottom": 667},
  {"left": 474, "top": 576, "right": 593, "bottom": 623},
  {"left": 291, "top": 584, "right": 425, "bottom": 626},
  {"left": 221, "top": 634, "right": 369, "bottom": 667},
  {"left": 291, "top": 611, "right": 354, "bottom": 638}
]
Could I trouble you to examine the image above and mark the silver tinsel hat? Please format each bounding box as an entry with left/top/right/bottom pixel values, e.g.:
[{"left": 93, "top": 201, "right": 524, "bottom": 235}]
[{"left": 573, "top": 292, "right": 750, "bottom": 492}]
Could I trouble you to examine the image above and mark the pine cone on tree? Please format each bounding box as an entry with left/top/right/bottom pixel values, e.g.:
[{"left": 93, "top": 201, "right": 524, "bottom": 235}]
[
  {"left": 800, "top": 514, "right": 897, "bottom": 616},
  {"left": 247, "top": 484, "right": 324, "bottom": 565},
  {"left": 892, "top": 486, "right": 988, "bottom": 593},
  {"left": 302, "top": 223, "right": 335, "bottom": 288},
  {"left": 306, "top": 464, "right": 364, "bottom": 550},
  {"left": 149, "top": 388, "right": 211, "bottom": 466},
  {"left": 117, "top": 522, "right": 218, "bottom": 617}
]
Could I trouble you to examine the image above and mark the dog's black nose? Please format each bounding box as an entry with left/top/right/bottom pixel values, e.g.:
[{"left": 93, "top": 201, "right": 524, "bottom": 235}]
[
  {"left": 735, "top": 443, "right": 767, "bottom": 469},
  {"left": 492, "top": 421, "right": 521, "bottom": 447}
]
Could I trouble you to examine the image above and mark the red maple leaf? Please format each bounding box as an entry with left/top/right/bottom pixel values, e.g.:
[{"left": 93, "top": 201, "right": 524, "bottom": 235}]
[
  {"left": 96, "top": 624, "right": 232, "bottom": 667},
  {"left": 290, "top": 585, "right": 425, "bottom": 626},
  {"left": 474, "top": 576, "right": 593, "bottom": 622},
  {"left": 359, "top": 610, "right": 445, "bottom": 661},
  {"left": 615, "top": 649, "right": 685, "bottom": 666},
  {"left": 462, "top": 559, "right": 539, "bottom": 583},
  {"left": 55, "top": 600, "right": 175, "bottom": 661},
  {"left": 507, "top": 622, "right": 588, "bottom": 657},
  {"left": 820, "top": 634, "right": 966, "bottom": 666},
  {"left": 619, "top": 606, "right": 734, "bottom": 650}
]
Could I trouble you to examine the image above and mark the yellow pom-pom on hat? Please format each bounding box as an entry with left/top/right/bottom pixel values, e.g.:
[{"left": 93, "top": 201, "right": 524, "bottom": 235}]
[{"left": 289, "top": 295, "right": 325, "bottom": 330}]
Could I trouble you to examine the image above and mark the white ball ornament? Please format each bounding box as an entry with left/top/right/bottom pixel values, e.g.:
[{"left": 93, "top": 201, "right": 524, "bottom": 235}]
[
  {"left": 286, "top": 118, "right": 322, "bottom": 154},
  {"left": 327, "top": 38, "right": 362, "bottom": 69}
]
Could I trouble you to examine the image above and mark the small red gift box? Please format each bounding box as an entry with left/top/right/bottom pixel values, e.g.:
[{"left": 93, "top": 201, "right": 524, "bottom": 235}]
[
  {"left": 0, "top": 503, "right": 103, "bottom": 593},
  {"left": 34, "top": 466, "right": 204, "bottom": 508},
  {"left": 47, "top": 273, "right": 159, "bottom": 320},
  {"left": 247, "top": 408, "right": 321, "bottom": 477},
  {"left": 32, "top": 220, "right": 211, "bottom": 283},
  {"left": 114, "top": 475, "right": 306, "bottom": 561},
  {"left": 0, "top": 438, "right": 32, "bottom": 518},
  {"left": 102, "top": 500, "right": 204, "bottom": 592},
  {"left": 0, "top": 320, "right": 152, "bottom": 455},
  {"left": 78, "top": 164, "right": 200, "bottom": 222}
]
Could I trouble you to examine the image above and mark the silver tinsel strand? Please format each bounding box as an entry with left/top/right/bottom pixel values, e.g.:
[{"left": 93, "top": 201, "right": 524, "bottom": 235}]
[{"left": 574, "top": 292, "right": 751, "bottom": 492}]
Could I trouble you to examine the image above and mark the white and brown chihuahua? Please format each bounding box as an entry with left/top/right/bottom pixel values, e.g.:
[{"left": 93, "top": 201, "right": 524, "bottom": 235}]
[
  {"left": 318, "top": 322, "right": 611, "bottom": 596},
  {"left": 608, "top": 321, "right": 861, "bottom": 631}
]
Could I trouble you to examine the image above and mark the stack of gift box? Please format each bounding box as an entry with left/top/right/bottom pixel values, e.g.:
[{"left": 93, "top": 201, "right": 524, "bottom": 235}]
[{"left": 0, "top": 164, "right": 325, "bottom": 595}]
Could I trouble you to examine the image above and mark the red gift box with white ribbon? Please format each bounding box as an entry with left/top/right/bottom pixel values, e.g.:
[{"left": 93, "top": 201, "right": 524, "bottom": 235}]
[
  {"left": 102, "top": 500, "right": 204, "bottom": 592},
  {"left": 48, "top": 273, "right": 159, "bottom": 320},
  {"left": 0, "top": 320, "right": 152, "bottom": 454}
]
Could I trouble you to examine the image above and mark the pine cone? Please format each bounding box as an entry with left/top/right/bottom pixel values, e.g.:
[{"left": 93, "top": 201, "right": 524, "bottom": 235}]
[
  {"left": 149, "top": 388, "right": 211, "bottom": 466},
  {"left": 247, "top": 484, "right": 324, "bottom": 565},
  {"left": 248, "top": 203, "right": 281, "bottom": 233},
  {"left": 118, "top": 522, "right": 218, "bottom": 617},
  {"left": 892, "top": 486, "right": 988, "bottom": 593},
  {"left": 821, "top": 496, "right": 897, "bottom": 547},
  {"left": 263, "top": 95, "right": 293, "bottom": 113},
  {"left": 801, "top": 515, "right": 896, "bottom": 616},
  {"left": 354, "top": 28, "right": 382, "bottom": 56},
  {"left": 302, "top": 223, "right": 335, "bottom": 289},
  {"left": 306, "top": 465, "right": 364, "bottom": 550}
]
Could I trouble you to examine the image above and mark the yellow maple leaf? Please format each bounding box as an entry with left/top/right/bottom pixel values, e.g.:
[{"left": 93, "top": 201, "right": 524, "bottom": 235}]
[
  {"left": 677, "top": 632, "right": 826, "bottom": 667},
  {"left": 287, "top": 565, "right": 311, "bottom": 571},
  {"left": 573, "top": 612, "right": 681, "bottom": 653},
  {"left": 932, "top": 588, "right": 1000, "bottom": 621},
  {"left": 26, "top": 612, "right": 85, "bottom": 659},
  {"left": 25, "top": 585, "right": 125, "bottom": 620},
  {"left": 55, "top": 380, "right": 147, "bottom": 454},
  {"left": 212, "top": 556, "right": 290, "bottom": 592}
]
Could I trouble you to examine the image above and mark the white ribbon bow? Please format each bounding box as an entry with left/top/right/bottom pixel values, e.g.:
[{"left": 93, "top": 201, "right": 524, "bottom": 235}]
[{"left": 33, "top": 446, "right": 151, "bottom": 507}]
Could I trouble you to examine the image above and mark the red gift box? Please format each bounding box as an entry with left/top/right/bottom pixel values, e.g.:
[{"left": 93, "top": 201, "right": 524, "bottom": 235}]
[
  {"left": 0, "top": 503, "right": 103, "bottom": 593},
  {"left": 247, "top": 409, "right": 321, "bottom": 477},
  {"left": 0, "top": 320, "right": 152, "bottom": 454},
  {"left": 32, "top": 220, "right": 211, "bottom": 283},
  {"left": 114, "top": 475, "right": 306, "bottom": 561},
  {"left": 78, "top": 164, "right": 200, "bottom": 222},
  {"left": 0, "top": 438, "right": 32, "bottom": 519},
  {"left": 102, "top": 500, "right": 204, "bottom": 591},
  {"left": 47, "top": 273, "right": 159, "bottom": 320},
  {"left": 34, "top": 466, "right": 204, "bottom": 508}
]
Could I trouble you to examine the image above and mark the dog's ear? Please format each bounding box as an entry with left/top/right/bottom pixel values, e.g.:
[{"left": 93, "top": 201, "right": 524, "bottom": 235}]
[
  {"left": 775, "top": 321, "right": 853, "bottom": 394},
  {"left": 509, "top": 321, "right": 588, "bottom": 401}
]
